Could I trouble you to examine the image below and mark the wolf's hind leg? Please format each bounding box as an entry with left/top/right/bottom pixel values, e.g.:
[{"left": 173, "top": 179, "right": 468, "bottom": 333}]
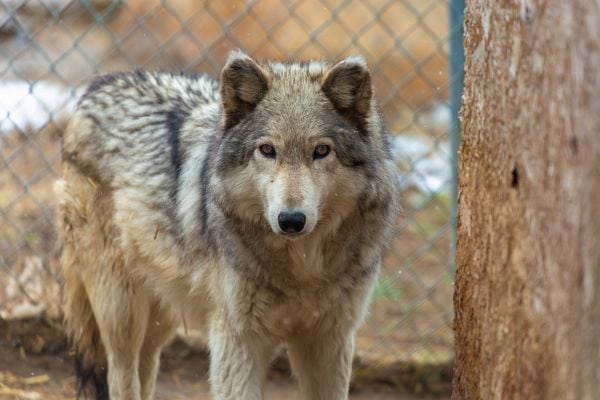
[
  {"left": 86, "top": 272, "right": 150, "bottom": 400},
  {"left": 139, "top": 301, "right": 178, "bottom": 400},
  {"left": 209, "top": 314, "right": 274, "bottom": 400},
  {"left": 287, "top": 329, "right": 354, "bottom": 400}
]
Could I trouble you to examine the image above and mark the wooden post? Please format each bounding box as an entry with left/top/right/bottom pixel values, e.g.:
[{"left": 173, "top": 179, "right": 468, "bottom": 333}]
[{"left": 453, "top": 1, "right": 600, "bottom": 399}]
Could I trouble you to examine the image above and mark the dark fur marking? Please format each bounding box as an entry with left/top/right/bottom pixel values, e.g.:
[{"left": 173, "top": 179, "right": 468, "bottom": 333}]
[
  {"left": 133, "top": 68, "right": 147, "bottom": 81},
  {"left": 325, "top": 124, "right": 372, "bottom": 170},
  {"left": 73, "top": 326, "right": 108, "bottom": 400},
  {"left": 199, "top": 137, "right": 218, "bottom": 240},
  {"left": 84, "top": 72, "right": 128, "bottom": 97},
  {"left": 166, "top": 107, "right": 188, "bottom": 183},
  {"left": 74, "top": 354, "right": 108, "bottom": 400},
  {"left": 216, "top": 116, "right": 266, "bottom": 174},
  {"left": 199, "top": 164, "right": 210, "bottom": 235},
  {"left": 323, "top": 103, "right": 372, "bottom": 137},
  {"left": 165, "top": 102, "right": 197, "bottom": 240}
]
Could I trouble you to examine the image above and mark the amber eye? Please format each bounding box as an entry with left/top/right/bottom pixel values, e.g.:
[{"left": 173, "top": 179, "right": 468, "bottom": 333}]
[
  {"left": 259, "top": 144, "right": 276, "bottom": 158},
  {"left": 313, "top": 144, "right": 331, "bottom": 159}
]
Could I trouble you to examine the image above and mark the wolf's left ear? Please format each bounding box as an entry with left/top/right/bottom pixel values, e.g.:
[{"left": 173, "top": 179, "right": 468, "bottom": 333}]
[
  {"left": 321, "top": 56, "right": 372, "bottom": 118},
  {"left": 220, "top": 51, "right": 270, "bottom": 128}
]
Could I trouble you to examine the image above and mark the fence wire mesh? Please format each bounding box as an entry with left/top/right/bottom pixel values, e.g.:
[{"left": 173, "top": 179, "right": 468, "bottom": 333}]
[{"left": 0, "top": 0, "right": 461, "bottom": 369}]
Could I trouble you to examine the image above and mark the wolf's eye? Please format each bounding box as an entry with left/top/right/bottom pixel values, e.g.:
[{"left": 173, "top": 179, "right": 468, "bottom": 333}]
[
  {"left": 313, "top": 144, "right": 331, "bottom": 159},
  {"left": 259, "top": 144, "right": 276, "bottom": 158}
]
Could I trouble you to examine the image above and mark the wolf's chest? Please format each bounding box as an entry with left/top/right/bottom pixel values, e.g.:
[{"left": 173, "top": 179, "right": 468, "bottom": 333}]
[{"left": 259, "top": 282, "right": 352, "bottom": 337}]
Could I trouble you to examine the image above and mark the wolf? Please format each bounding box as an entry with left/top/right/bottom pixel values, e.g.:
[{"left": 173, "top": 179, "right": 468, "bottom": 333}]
[{"left": 56, "top": 50, "right": 401, "bottom": 400}]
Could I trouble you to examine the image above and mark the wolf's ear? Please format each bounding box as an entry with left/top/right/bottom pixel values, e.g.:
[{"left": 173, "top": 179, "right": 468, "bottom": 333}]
[
  {"left": 321, "top": 56, "right": 372, "bottom": 118},
  {"left": 220, "top": 51, "right": 270, "bottom": 128}
]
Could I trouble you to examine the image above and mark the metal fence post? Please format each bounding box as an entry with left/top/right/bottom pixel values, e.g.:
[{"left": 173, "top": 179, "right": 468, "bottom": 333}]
[{"left": 449, "top": 0, "right": 465, "bottom": 275}]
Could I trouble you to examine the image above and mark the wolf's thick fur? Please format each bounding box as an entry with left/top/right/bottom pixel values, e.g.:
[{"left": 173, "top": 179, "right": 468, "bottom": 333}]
[{"left": 57, "top": 52, "right": 400, "bottom": 400}]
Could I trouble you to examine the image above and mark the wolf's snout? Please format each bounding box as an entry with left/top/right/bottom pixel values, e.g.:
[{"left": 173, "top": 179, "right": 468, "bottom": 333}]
[{"left": 278, "top": 212, "right": 306, "bottom": 234}]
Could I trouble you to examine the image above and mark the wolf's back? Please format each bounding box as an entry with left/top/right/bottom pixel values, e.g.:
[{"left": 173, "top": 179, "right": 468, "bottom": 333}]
[{"left": 62, "top": 70, "right": 220, "bottom": 187}]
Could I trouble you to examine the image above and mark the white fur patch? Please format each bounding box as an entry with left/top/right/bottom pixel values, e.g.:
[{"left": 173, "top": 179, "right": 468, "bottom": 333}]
[{"left": 307, "top": 61, "right": 325, "bottom": 78}]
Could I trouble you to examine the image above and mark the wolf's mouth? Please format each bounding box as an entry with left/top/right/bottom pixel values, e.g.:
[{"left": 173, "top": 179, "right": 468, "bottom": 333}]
[{"left": 278, "top": 230, "right": 306, "bottom": 239}]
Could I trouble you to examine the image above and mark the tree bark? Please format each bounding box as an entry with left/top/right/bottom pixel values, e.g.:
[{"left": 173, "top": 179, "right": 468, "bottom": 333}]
[{"left": 453, "top": 1, "right": 600, "bottom": 399}]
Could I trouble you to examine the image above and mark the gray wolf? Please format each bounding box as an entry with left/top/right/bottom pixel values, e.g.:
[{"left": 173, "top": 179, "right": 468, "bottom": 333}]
[{"left": 56, "top": 51, "right": 401, "bottom": 400}]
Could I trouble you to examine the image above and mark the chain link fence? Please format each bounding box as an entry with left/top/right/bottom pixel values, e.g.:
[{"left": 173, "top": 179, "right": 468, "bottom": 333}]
[{"left": 0, "top": 0, "right": 462, "bottom": 376}]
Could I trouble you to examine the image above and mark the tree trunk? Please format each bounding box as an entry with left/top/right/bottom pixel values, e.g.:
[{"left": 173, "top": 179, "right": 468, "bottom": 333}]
[{"left": 453, "top": 1, "right": 600, "bottom": 399}]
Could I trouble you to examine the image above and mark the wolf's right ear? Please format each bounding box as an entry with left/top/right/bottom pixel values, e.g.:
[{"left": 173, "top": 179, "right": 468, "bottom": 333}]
[{"left": 220, "top": 51, "right": 270, "bottom": 128}]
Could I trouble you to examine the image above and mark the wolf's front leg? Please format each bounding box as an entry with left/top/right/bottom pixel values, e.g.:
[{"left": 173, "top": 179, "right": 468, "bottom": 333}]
[
  {"left": 287, "top": 328, "right": 355, "bottom": 400},
  {"left": 209, "top": 314, "right": 274, "bottom": 400}
]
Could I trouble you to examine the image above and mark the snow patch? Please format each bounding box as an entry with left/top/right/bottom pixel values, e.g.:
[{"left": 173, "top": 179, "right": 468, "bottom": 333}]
[
  {"left": 0, "top": 80, "right": 82, "bottom": 134},
  {"left": 391, "top": 134, "right": 451, "bottom": 194},
  {"left": 416, "top": 102, "right": 451, "bottom": 134}
]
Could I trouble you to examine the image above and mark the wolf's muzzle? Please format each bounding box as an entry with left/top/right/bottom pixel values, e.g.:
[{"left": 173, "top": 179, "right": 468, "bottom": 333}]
[{"left": 278, "top": 211, "right": 306, "bottom": 234}]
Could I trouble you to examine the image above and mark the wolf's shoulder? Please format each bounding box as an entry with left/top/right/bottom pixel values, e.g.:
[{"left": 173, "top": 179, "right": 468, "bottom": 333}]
[{"left": 78, "top": 70, "right": 220, "bottom": 110}]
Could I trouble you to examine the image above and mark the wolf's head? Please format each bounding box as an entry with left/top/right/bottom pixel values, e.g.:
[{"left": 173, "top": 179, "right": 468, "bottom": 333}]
[{"left": 213, "top": 51, "right": 388, "bottom": 239}]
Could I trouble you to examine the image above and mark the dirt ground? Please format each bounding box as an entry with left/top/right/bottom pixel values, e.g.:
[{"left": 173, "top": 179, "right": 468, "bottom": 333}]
[
  {"left": 0, "top": 320, "right": 451, "bottom": 400},
  {"left": 0, "top": 345, "right": 438, "bottom": 400}
]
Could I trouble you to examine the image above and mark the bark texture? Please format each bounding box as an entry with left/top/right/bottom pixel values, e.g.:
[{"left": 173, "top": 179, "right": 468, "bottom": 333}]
[{"left": 453, "top": 1, "right": 600, "bottom": 399}]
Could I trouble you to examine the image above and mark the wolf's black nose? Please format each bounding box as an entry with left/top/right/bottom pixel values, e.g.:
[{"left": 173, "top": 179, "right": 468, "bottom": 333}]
[{"left": 278, "top": 212, "right": 306, "bottom": 234}]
